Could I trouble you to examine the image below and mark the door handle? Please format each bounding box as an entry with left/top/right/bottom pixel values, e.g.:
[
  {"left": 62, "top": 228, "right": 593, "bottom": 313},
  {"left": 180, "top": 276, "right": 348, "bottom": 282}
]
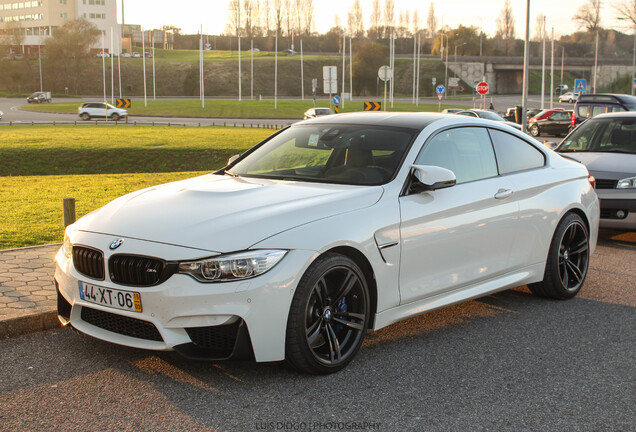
[{"left": 494, "top": 188, "right": 513, "bottom": 200}]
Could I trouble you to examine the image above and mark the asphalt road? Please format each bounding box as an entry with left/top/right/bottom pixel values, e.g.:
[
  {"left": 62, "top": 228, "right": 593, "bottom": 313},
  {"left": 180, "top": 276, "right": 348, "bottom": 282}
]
[
  {"left": 0, "top": 96, "right": 575, "bottom": 132},
  {"left": 1, "top": 229, "right": 634, "bottom": 432}
]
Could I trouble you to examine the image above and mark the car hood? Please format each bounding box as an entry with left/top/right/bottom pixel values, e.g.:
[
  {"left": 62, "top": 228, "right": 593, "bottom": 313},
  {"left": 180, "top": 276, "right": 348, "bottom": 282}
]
[
  {"left": 72, "top": 173, "right": 384, "bottom": 252},
  {"left": 562, "top": 152, "right": 636, "bottom": 179}
]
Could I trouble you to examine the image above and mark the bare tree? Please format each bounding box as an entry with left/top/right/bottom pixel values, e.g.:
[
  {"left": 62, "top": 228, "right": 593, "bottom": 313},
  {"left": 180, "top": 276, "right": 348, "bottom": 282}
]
[
  {"left": 347, "top": 0, "right": 364, "bottom": 37},
  {"left": 273, "top": 0, "right": 284, "bottom": 36},
  {"left": 426, "top": 3, "right": 437, "bottom": 38},
  {"left": 383, "top": 0, "right": 395, "bottom": 38},
  {"left": 615, "top": 0, "right": 636, "bottom": 27},
  {"left": 261, "top": 0, "right": 272, "bottom": 36},
  {"left": 0, "top": 20, "right": 26, "bottom": 53},
  {"left": 226, "top": 0, "right": 241, "bottom": 36},
  {"left": 534, "top": 13, "right": 546, "bottom": 41},
  {"left": 412, "top": 10, "right": 420, "bottom": 37},
  {"left": 293, "top": 0, "right": 302, "bottom": 36},
  {"left": 284, "top": 0, "right": 293, "bottom": 37},
  {"left": 496, "top": 0, "right": 515, "bottom": 55},
  {"left": 301, "top": 0, "right": 314, "bottom": 35},
  {"left": 369, "top": 0, "right": 382, "bottom": 39},
  {"left": 243, "top": 0, "right": 255, "bottom": 39},
  {"left": 573, "top": 0, "right": 602, "bottom": 31}
]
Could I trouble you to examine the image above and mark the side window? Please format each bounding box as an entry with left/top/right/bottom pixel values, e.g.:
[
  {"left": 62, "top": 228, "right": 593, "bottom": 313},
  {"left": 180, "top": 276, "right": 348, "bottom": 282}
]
[
  {"left": 578, "top": 105, "right": 590, "bottom": 118},
  {"left": 415, "top": 127, "right": 498, "bottom": 184},
  {"left": 592, "top": 106, "right": 608, "bottom": 117},
  {"left": 490, "top": 129, "right": 545, "bottom": 174}
]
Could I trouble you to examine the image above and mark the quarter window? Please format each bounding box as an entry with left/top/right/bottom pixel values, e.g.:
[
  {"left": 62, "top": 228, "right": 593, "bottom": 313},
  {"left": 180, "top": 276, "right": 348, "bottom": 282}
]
[
  {"left": 490, "top": 129, "right": 545, "bottom": 174},
  {"left": 415, "top": 127, "right": 498, "bottom": 184}
]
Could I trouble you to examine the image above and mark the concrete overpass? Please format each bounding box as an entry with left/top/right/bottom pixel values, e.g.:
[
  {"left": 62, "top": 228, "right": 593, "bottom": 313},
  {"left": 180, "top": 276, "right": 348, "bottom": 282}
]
[{"left": 447, "top": 56, "right": 634, "bottom": 94}]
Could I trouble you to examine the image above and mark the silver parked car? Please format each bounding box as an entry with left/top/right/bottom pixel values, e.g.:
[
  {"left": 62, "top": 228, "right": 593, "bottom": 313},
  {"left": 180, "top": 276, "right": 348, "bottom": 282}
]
[{"left": 557, "top": 112, "right": 636, "bottom": 229}]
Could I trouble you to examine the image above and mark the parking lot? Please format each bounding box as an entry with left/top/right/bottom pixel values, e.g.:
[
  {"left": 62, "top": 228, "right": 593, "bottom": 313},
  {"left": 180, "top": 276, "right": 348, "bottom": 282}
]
[{"left": 1, "top": 229, "right": 633, "bottom": 431}]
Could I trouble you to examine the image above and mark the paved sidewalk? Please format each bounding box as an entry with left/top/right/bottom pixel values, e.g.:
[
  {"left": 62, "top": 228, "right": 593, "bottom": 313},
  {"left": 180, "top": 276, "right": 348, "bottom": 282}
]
[{"left": 0, "top": 244, "right": 61, "bottom": 338}]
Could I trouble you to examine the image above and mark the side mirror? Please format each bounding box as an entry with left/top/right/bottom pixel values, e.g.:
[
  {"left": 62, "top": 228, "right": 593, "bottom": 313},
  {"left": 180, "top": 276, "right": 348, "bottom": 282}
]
[
  {"left": 227, "top": 154, "right": 240, "bottom": 165},
  {"left": 410, "top": 165, "right": 456, "bottom": 193}
]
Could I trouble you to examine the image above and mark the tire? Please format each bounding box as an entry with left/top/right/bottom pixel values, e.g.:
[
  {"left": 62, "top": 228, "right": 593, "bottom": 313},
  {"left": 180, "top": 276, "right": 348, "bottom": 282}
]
[
  {"left": 285, "top": 253, "right": 370, "bottom": 374},
  {"left": 530, "top": 124, "right": 540, "bottom": 137},
  {"left": 529, "top": 213, "right": 590, "bottom": 300},
  {"left": 80, "top": 113, "right": 90, "bottom": 121},
  {"left": 111, "top": 113, "right": 120, "bottom": 121}
]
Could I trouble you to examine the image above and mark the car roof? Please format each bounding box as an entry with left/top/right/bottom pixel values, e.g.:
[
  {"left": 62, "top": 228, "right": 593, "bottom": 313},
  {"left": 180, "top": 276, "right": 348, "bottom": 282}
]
[
  {"left": 294, "top": 112, "right": 449, "bottom": 130},
  {"left": 588, "top": 111, "right": 636, "bottom": 120}
]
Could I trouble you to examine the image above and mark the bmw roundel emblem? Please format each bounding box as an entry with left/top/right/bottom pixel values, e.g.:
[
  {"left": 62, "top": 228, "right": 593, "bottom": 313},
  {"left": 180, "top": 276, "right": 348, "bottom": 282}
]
[{"left": 109, "top": 239, "right": 124, "bottom": 250}]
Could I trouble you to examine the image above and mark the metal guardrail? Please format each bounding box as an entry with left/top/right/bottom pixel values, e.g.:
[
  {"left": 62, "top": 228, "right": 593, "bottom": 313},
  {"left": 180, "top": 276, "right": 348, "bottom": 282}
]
[{"left": 0, "top": 120, "right": 289, "bottom": 129}]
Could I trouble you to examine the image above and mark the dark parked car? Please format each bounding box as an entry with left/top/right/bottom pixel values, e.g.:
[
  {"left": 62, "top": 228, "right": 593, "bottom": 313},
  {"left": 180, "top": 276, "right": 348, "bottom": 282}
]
[
  {"left": 529, "top": 110, "right": 572, "bottom": 137},
  {"left": 557, "top": 112, "right": 636, "bottom": 229},
  {"left": 26, "top": 92, "right": 51, "bottom": 103},
  {"left": 503, "top": 107, "right": 540, "bottom": 123},
  {"left": 573, "top": 94, "right": 636, "bottom": 127}
]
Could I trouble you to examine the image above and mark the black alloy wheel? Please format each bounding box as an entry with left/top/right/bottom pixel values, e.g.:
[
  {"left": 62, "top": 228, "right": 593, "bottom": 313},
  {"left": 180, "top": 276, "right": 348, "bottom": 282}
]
[
  {"left": 286, "top": 254, "right": 370, "bottom": 374},
  {"left": 530, "top": 213, "right": 590, "bottom": 299}
]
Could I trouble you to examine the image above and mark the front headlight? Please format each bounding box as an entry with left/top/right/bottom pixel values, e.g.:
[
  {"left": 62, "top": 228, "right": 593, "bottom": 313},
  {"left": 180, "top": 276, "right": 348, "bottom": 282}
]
[
  {"left": 178, "top": 250, "right": 287, "bottom": 282},
  {"left": 617, "top": 177, "right": 636, "bottom": 189},
  {"left": 62, "top": 233, "right": 73, "bottom": 259}
]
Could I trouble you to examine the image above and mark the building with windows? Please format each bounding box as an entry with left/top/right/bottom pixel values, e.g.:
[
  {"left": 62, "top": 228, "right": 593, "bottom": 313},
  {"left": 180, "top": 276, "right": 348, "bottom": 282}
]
[{"left": 0, "top": 0, "right": 120, "bottom": 56}]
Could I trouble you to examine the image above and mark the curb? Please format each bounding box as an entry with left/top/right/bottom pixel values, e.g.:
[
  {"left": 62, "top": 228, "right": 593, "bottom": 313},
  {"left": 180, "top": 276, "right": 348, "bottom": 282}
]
[{"left": 0, "top": 310, "right": 61, "bottom": 339}]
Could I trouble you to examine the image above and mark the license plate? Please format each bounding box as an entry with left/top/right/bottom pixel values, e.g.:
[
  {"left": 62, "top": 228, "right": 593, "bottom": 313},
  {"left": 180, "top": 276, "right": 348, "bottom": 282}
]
[{"left": 78, "top": 281, "right": 142, "bottom": 313}]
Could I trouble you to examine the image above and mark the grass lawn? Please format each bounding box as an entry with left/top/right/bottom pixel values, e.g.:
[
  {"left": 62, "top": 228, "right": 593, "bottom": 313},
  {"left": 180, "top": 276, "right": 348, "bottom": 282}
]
[
  {"left": 0, "top": 125, "right": 272, "bottom": 249},
  {"left": 20, "top": 99, "right": 467, "bottom": 119},
  {"left": 0, "top": 172, "right": 207, "bottom": 249},
  {"left": 0, "top": 125, "right": 270, "bottom": 176}
]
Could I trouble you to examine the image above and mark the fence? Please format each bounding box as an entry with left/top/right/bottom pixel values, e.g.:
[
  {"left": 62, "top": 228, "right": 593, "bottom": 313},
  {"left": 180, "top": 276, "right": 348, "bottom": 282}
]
[{"left": 0, "top": 120, "right": 292, "bottom": 129}]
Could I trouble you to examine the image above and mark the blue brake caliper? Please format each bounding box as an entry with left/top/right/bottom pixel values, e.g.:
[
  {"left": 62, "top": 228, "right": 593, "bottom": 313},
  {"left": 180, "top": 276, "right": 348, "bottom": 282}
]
[{"left": 334, "top": 297, "right": 348, "bottom": 333}]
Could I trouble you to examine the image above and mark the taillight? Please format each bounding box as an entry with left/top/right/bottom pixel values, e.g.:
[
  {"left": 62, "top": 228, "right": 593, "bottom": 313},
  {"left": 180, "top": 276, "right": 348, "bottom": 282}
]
[
  {"left": 588, "top": 174, "right": 596, "bottom": 189},
  {"left": 572, "top": 114, "right": 576, "bottom": 127}
]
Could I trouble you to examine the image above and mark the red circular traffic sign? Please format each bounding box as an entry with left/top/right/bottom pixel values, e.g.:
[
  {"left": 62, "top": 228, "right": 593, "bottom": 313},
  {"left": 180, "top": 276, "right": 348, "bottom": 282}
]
[{"left": 476, "top": 81, "right": 489, "bottom": 95}]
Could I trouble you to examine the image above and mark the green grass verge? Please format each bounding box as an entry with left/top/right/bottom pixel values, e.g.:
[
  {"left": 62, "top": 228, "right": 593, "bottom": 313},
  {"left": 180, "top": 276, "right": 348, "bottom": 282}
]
[
  {"left": 0, "top": 124, "right": 276, "bottom": 248},
  {"left": 21, "top": 99, "right": 466, "bottom": 119},
  {"left": 0, "top": 125, "right": 270, "bottom": 176},
  {"left": 0, "top": 172, "right": 204, "bottom": 249}
]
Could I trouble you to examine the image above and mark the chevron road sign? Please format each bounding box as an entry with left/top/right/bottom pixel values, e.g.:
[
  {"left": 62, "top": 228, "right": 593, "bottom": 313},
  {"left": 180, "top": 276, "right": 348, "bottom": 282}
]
[
  {"left": 363, "top": 101, "right": 381, "bottom": 111},
  {"left": 115, "top": 98, "right": 131, "bottom": 109}
]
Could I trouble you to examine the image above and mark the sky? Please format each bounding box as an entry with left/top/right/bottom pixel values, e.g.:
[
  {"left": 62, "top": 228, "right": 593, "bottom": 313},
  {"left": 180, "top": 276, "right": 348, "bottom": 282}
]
[{"left": 120, "top": 1, "right": 628, "bottom": 38}]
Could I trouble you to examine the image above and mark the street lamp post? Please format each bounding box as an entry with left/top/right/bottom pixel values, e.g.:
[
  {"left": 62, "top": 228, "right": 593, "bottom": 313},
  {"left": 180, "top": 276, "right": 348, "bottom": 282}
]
[
  {"left": 439, "top": 32, "right": 448, "bottom": 90},
  {"left": 632, "top": 29, "right": 635, "bottom": 96}
]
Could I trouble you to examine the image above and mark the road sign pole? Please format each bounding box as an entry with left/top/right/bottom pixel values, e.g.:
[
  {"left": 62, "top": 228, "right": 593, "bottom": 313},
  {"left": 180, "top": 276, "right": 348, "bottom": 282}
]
[{"left": 383, "top": 80, "right": 387, "bottom": 112}]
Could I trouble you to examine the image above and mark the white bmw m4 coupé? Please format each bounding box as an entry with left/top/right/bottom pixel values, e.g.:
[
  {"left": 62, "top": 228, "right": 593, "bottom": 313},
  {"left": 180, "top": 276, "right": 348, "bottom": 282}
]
[{"left": 55, "top": 112, "right": 599, "bottom": 374}]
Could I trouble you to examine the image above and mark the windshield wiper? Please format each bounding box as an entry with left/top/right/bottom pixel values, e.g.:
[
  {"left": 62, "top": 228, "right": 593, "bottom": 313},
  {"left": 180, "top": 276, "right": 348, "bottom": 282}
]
[{"left": 224, "top": 170, "right": 238, "bottom": 177}]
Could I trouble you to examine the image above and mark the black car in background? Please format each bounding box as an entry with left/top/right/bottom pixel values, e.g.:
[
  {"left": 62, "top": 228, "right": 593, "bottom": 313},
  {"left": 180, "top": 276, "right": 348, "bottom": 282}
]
[{"left": 529, "top": 110, "right": 573, "bottom": 137}]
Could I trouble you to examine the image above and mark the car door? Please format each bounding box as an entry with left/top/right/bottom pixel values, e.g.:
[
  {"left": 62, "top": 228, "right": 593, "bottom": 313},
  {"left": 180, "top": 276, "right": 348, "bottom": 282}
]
[{"left": 398, "top": 127, "right": 519, "bottom": 304}]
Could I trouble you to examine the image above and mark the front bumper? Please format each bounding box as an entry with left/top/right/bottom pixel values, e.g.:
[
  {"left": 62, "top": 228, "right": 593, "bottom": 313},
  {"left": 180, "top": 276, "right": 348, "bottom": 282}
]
[
  {"left": 55, "top": 231, "right": 314, "bottom": 362},
  {"left": 596, "top": 190, "right": 636, "bottom": 230}
]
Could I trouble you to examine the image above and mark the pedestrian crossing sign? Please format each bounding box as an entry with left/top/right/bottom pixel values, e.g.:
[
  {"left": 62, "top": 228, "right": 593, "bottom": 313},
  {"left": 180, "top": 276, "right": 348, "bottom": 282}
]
[{"left": 574, "top": 79, "right": 586, "bottom": 93}]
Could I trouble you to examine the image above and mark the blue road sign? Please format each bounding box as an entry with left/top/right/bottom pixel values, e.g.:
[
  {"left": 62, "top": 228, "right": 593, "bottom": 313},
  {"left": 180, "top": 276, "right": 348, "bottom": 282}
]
[
  {"left": 633, "top": 78, "right": 636, "bottom": 89},
  {"left": 435, "top": 84, "right": 446, "bottom": 95},
  {"left": 333, "top": 95, "right": 341, "bottom": 105},
  {"left": 574, "top": 79, "right": 587, "bottom": 93}
]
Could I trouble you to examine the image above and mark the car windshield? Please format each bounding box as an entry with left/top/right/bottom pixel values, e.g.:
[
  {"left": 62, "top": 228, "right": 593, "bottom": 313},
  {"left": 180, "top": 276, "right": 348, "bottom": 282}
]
[
  {"left": 558, "top": 117, "right": 636, "bottom": 154},
  {"left": 228, "top": 124, "right": 416, "bottom": 185},
  {"left": 315, "top": 109, "right": 331, "bottom": 115}
]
